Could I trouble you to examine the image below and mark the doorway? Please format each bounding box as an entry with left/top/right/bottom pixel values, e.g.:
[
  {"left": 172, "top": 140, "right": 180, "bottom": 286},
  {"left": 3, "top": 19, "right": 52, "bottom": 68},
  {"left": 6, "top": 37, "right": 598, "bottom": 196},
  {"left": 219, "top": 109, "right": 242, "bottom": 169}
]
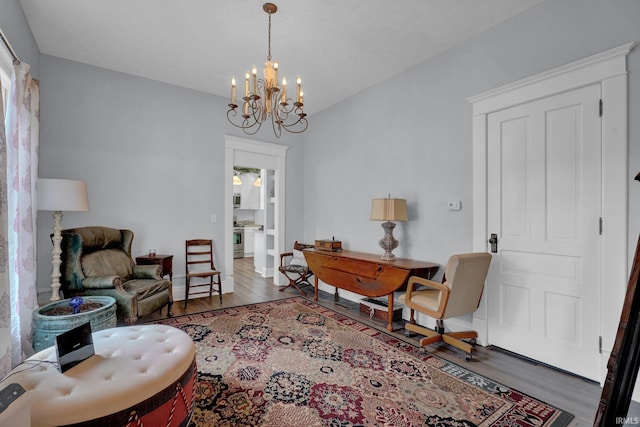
[
  {"left": 224, "top": 136, "right": 289, "bottom": 292},
  {"left": 470, "top": 43, "right": 631, "bottom": 382}
]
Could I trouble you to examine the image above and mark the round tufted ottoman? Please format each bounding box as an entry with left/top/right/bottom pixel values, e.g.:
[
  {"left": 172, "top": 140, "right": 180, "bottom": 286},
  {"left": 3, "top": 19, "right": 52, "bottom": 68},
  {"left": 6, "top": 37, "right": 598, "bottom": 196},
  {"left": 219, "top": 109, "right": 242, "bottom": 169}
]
[{"left": 1, "top": 324, "right": 196, "bottom": 427}]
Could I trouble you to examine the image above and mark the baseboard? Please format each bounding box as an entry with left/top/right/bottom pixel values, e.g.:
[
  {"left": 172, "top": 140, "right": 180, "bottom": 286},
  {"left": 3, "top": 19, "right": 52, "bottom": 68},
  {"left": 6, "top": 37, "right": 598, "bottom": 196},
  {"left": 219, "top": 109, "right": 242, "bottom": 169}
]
[
  {"left": 254, "top": 267, "right": 274, "bottom": 278},
  {"left": 172, "top": 280, "right": 234, "bottom": 302}
]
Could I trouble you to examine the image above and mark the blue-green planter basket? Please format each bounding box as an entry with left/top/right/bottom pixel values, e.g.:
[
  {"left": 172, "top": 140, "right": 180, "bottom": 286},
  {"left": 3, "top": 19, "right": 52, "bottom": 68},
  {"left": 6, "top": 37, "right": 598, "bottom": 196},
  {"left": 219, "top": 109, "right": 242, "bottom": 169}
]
[{"left": 32, "top": 296, "right": 117, "bottom": 352}]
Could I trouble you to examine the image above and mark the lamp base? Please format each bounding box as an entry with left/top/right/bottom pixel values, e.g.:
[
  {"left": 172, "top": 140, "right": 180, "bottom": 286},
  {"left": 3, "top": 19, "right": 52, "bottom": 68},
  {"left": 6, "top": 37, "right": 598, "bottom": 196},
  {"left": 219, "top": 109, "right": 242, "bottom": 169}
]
[
  {"left": 378, "top": 221, "right": 399, "bottom": 261},
  {"left": 49, "top": 210, "right": 64, "bottom": 301},
  {"left": 380, "top": 251, "right": 396, "bottom": 261}
]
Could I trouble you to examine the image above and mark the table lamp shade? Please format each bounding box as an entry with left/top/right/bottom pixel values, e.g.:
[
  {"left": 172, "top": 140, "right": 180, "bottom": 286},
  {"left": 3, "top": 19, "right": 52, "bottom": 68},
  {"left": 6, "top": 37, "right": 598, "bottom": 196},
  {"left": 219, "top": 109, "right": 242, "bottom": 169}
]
[
  {"left": 370, "top": 198, "right": 407, "bottom": 222},
  {"left": 38, "top": 179, "right": 89, "bottom": 212}
]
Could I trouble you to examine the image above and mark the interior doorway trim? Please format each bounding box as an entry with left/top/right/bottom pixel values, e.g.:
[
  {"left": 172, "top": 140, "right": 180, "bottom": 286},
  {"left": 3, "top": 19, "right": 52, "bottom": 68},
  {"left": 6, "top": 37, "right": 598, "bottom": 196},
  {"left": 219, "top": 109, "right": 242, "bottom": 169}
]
[
  {"left": 224, "top": 135, "right": 289, "bottom": 291},
  {"left": 469, "top": 42, "right": 633, "bottom": 375}
]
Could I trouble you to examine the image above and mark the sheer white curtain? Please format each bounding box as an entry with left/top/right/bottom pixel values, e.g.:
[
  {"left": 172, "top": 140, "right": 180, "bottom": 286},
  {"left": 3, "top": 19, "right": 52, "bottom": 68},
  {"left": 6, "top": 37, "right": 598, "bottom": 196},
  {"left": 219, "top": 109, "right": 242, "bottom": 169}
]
[
  {"left": 0, "top": 74, "right": 9, "bottom": 377},
  {"left": 0, "top": 61, "right": 40, "bottom": 377}
]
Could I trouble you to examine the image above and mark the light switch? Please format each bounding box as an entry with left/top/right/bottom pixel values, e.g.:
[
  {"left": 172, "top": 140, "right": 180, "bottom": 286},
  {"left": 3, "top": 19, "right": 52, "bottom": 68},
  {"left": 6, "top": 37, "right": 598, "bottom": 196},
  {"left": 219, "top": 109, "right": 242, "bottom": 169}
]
[
  {"left": 447, "top": 200, "right": 462, "bottom": 211},
  {"left": 210, "top": 214, "right": 217, "bottom": 223}
]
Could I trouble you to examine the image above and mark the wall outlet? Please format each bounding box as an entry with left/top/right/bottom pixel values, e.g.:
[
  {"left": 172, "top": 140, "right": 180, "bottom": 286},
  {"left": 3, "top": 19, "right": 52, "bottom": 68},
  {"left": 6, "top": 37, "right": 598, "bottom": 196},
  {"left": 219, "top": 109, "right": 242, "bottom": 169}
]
[
  {"left": 210, "top": 214, "right": 217, "bottom": 223},
  {"left": 447, "top": 200, "right": 462, "bottom": 211}
]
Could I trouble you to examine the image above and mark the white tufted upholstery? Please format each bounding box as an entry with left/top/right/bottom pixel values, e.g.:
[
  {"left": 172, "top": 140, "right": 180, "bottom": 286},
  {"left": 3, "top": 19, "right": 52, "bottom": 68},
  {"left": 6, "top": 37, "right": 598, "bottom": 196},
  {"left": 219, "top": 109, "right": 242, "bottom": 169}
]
[{"left": 0, "top": 324, "right": 196, "bottom": 427}]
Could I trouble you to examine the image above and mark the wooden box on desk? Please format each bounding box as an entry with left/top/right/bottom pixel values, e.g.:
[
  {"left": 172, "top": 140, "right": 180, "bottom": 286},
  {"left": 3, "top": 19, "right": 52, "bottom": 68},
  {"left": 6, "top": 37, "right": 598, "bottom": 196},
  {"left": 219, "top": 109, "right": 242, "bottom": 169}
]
[
  {"left": 359, "top": 297, "right": 403, "bottom": 323},
  {"left": 314, "top": 239, "right": 342, "bottom": 252}
]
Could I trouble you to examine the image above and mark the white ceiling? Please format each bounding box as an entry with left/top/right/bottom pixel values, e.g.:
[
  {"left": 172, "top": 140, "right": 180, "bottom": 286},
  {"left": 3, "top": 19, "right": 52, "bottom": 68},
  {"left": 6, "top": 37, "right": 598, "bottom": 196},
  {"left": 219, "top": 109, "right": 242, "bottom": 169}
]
[{"left": 19, "top": 0, "right": 545, "bottom": 114}]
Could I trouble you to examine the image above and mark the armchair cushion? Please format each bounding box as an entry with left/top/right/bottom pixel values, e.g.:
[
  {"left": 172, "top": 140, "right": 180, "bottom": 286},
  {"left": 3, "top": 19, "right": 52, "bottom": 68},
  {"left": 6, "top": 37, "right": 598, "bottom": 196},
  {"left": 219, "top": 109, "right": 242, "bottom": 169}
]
[
  {"left": 133, "top": 264, "right": 162, "bottom": 279},
  {"left": 124, "top": 279, "right": 171, "bottom": 300},
  {"left": 82, "top": 276, "right": 122, "bottom": 289},
  {"left": 82, "top": 249, "right": 132, "bottom": 280}
]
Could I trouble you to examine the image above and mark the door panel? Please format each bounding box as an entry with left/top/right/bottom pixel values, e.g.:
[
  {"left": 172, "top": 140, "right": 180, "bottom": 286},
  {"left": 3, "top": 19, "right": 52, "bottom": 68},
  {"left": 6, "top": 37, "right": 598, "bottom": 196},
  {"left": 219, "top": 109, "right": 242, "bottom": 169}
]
[{"left": 487, "top": 84, "right": 602, "bottom": 380}]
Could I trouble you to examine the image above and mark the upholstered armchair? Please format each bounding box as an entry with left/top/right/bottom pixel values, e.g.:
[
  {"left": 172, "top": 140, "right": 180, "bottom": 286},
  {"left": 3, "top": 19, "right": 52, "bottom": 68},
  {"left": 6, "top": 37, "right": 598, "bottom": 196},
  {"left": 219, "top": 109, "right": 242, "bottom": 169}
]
[{"left": 58, "top": 226, "right": 173, "bottom": 324}]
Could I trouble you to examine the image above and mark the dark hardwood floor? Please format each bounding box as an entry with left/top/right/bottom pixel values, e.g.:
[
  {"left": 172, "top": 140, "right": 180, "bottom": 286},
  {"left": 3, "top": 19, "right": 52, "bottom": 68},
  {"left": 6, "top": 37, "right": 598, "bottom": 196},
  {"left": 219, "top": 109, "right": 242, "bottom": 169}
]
[{"left": 141, "top": 256, "right": 640, "bottom": 426}]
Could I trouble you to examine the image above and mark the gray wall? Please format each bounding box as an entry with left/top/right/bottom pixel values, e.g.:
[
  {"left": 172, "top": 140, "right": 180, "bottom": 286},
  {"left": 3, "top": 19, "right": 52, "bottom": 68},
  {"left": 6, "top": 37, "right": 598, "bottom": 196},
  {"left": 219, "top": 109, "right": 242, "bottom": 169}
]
[
  {"left": 6, "top": 0, "right": 640, "bottom": 300},
  {"left": 305, "top": 0, "right": 640, "bottom": 277},
  {"left": 35, "top": 55, "right": 306, "bottom": 297},
  {"left": 0, "top": 0, "right": 39, "bottom": 75}
]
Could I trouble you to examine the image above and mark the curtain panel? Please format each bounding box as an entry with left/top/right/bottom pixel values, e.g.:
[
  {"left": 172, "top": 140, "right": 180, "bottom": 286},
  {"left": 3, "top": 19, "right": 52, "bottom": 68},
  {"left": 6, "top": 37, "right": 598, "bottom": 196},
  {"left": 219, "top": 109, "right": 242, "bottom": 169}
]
[
  {"left": 0, "top": 75, "right": 9, "bottom": 377},
  {"left": 1, "top": 61, "right": 40, "bottom": 376}
]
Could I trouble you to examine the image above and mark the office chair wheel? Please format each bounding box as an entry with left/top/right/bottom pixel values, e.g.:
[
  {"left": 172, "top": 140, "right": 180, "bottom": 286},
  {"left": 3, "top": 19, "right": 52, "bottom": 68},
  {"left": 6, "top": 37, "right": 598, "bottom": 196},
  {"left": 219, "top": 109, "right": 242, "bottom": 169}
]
[
  {"left": 469, "top": 338, "right": 477, "bottom": 346},
  {"left": 465, "top": 353, "right": 473, "bottom": 362}
]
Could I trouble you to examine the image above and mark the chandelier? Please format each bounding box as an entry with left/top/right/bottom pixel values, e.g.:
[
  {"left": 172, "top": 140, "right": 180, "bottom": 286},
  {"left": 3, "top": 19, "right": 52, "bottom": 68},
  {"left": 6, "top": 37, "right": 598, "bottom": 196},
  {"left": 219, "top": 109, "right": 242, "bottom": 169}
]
[{"left": 227, "top": 3, "right": 308, "bottom": 138}]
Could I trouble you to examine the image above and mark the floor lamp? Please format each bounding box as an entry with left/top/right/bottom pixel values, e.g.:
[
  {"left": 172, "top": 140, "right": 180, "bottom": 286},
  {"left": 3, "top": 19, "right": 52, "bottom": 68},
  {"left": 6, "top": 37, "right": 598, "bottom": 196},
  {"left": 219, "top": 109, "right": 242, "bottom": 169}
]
[{"left": 38, "top": 179, "right": 89, "bottom": 301}]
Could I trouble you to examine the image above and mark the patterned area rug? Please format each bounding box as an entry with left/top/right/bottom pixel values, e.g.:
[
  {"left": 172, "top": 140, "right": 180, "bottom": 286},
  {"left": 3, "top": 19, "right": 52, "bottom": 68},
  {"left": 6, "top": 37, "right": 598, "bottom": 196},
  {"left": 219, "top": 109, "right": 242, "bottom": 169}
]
[{"left": 154, "top": 298, "right": 573, "bottom": 426}]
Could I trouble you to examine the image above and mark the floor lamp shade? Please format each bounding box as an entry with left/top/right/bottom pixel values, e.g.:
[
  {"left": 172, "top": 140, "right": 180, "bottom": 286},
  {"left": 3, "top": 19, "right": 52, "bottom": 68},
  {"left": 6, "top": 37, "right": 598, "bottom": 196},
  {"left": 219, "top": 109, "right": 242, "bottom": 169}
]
[
  {"left": 38, "top": 179, "right": 89, "bottom": 301},
  {"left": 370, "top": 198, "right": 407, "bottom": 261},
  {"left": 38, "top": 179, "right": 89, "bottom": 212}
]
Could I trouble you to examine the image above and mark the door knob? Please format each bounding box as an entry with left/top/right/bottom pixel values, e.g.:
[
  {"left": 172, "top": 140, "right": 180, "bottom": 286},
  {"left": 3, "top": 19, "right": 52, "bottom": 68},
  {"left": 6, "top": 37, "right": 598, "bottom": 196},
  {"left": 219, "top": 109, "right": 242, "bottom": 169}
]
[{"left": 489, "top": 234, "right": 498, "bottom": 253}]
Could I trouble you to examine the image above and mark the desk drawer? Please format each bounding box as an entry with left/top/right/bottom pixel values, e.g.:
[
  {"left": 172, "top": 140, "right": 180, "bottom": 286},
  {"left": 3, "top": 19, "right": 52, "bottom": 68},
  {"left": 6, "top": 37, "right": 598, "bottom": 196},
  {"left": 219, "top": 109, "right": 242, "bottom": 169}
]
[{"left": 321, "top": 256, "right": 381, "bottom": 279}]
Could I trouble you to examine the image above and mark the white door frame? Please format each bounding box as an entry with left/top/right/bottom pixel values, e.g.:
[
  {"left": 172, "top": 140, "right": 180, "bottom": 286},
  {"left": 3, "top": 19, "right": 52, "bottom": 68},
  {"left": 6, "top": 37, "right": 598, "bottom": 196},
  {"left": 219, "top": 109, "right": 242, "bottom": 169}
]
[
  {"left": 469, "top": 42, "right": 633, "bottom": 381},
  {"left": 224, "top": 135, "right": 289, "bottom": 290}
]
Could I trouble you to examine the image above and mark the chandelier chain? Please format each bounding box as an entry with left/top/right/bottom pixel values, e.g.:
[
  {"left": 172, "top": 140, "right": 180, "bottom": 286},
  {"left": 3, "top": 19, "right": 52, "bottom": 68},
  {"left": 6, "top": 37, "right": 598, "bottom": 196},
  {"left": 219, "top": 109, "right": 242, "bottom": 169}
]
[{"left": 267, "top": 11, "right": 272, "bottom": 62}]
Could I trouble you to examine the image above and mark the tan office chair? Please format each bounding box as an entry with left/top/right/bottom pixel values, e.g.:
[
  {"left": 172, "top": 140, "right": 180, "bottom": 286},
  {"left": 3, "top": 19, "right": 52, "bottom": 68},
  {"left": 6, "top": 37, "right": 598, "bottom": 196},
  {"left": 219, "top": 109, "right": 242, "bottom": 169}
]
[
  {"left": 185, "top": 239, "right": 222, "bottom": 308},
  {"left": 398, "top": 252, "right": 491, "bottom": 361},
  {"left": 278, "top": 241, "right": 314, "bottom": 295}
]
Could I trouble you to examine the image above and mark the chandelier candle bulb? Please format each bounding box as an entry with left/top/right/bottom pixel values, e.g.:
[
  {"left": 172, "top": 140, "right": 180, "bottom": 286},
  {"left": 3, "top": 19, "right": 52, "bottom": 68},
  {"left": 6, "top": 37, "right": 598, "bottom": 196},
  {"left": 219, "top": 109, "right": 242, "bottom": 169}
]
[
  {"left": 231, "top": 78, "right": 236, "bottom": 105},
  {"left": 296, "top": 76, "right": 301, "bottom": 103},
  {"left": 245, "top": 72, "right": 250, "bottom": 97},
  {"left": 252, "top": 66, "right": 257, "bottom": 95},
  {"left": 282, "top": 77, "right": 287, "bottom": 103}
]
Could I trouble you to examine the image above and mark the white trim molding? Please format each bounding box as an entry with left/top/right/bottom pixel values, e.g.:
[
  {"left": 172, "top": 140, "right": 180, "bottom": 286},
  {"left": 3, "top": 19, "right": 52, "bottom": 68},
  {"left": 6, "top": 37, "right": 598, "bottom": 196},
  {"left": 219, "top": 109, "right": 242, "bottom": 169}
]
[
  {"left": 469, "top": 42, "right": 633, "bottom": 383},
  {"left": 224, "top": 135, "right": 289, "bottom": 289}
]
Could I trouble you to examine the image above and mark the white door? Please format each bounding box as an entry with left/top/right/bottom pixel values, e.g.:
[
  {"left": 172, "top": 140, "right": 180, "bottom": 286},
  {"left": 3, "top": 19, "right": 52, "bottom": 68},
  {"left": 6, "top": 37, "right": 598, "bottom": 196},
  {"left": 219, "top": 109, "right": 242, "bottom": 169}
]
[{"left": 486, "top": 84, "right": 602, "bottom": 381}]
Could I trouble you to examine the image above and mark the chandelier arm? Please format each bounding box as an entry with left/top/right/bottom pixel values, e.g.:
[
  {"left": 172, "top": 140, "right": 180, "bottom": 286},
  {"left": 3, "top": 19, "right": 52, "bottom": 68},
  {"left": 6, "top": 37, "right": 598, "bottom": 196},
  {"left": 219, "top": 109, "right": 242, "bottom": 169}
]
[
  {"left": 227, "top": 109, "right": 260, "bottom": 133},
  {"left": 270, "top": 112, "right": 282, "bottom": 138},
  {"left": 227, "top": 99, "right": 264, "bottom": 135},
  {"left": 248, "top": 97, "right": 263, "bottom": 124},
  {"left": 274, "top": 102, "right": 308, "bottom": 134},
  {"left": 281, "top": 116, "right": 308, "bottom": 134}
]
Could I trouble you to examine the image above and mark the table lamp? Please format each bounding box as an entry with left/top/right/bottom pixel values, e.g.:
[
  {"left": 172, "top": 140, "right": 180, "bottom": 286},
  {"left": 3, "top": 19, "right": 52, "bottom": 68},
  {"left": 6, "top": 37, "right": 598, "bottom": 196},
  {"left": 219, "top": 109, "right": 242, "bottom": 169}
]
[
  {"left": 38, "top": 178, "right": 89, "bottom": 301},
  {"left": 370, "top": 196, "right": 407, "bottom": 261}
]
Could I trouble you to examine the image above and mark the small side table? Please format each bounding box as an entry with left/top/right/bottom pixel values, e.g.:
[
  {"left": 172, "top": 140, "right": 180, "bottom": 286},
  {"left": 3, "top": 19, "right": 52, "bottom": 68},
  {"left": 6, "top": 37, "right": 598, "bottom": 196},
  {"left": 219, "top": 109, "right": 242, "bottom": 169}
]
[{"left": 136, "top": 254, "right": 173, "bottom": 281}]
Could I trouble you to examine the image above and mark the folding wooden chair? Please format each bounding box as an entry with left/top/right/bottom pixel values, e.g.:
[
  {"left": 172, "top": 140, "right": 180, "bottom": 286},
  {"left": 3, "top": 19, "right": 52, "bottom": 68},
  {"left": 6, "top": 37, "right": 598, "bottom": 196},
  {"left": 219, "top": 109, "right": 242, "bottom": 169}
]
[{"left": 278, "top": 241, "right": 314, "bottom": 296}]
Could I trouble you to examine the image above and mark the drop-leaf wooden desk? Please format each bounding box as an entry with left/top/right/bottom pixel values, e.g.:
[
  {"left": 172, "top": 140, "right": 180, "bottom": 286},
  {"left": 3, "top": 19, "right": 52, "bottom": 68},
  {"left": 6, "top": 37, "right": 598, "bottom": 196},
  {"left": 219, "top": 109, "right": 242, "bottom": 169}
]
[{"left": 303, "top": 249, "right": 439, "bottom": 331}]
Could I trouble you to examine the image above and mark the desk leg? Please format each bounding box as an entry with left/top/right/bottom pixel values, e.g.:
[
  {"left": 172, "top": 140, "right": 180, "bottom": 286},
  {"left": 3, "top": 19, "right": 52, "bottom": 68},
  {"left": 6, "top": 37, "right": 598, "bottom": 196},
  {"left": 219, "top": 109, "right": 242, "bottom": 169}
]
[
  {"left": 387, "top": 293, "right": 394, "bottom": 332},
  {"left": 314, "top": 276, "right": 319, "bottom": 301}
]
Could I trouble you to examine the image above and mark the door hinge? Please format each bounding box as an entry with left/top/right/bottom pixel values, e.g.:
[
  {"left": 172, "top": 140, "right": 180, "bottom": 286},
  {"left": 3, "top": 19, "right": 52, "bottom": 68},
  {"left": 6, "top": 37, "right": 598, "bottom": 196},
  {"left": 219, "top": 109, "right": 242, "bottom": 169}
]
[
  {"left": 599, "top": 99, "right": 603, "bottom": 117},
  {"left": 599, "top": 335, "right": 603, "bottom": 354},
  {"left": 599, "top": 217, "right": 603, "bottom": 235}
]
